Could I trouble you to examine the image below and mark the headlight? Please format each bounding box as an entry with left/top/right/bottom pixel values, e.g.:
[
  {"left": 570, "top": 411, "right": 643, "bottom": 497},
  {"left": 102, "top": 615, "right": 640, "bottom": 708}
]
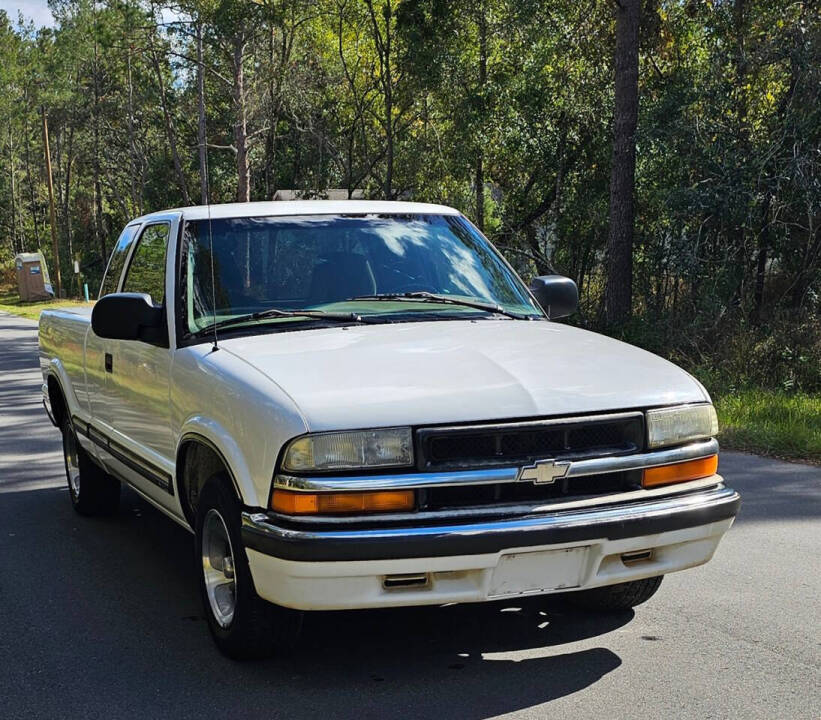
[
  {"left": 646, "top": 404, "right": 719, "bottom": 449},
  {"left": 281, "top": 427, "right": 413, "bottom": 472}
]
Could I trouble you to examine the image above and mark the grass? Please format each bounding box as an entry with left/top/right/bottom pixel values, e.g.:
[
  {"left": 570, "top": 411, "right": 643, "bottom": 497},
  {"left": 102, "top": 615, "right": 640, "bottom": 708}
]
[
  {"left": 0, "top": 289, "right": 93, "bottom": 322},
  {"left": 716, "top": 389, "right": 821, "bottom": 464}
]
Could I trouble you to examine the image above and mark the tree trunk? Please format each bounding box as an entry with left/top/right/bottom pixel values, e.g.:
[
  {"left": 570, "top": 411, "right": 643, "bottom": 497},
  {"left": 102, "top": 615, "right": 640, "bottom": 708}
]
[
  {"left": 197, "top": 20, "right": 208, "bottom": 205},
  {"left": 42, "top": 108, "right": 62, "bottom": 298},
  {"left": 93, "top": 37, "right": 106, "bottom": 263},
  {"left": 56, "top": 123, "right": 77, "bottom": 294},
  {"left": 8, "top": 127, "right": 20, "bottom": 254},
  {"left": 126, "top": 47, "right": 140, "bottom": 214},
  {"left": 475, "top": 5, "right": 487, "bottom": 232},
  {"left": 264, "top": 26, "right": 275, "bottom": 199},
  {"left": 475, "top": 156, "right": 484, "bottom": 233},
  {"left": 730, "top": 0, "right": 748, "bottom": 305},
  {"left": 751, "top": 195, "right": 769, "bottom": 323},
  {"left": 233, "top": 35, "right": 250, "bottom": 203},
  {"left": 374, "top": 0, "right": 393, "bottom": 200},
  {"left": 55, "top": 127, "right": 63, "bottom": 217},
  {"left": 526, "top": 224, "right": 550, "bottom": 275},
  {"left": 148, "top": 38, "right": 191, "bottom": 205},
  {"left": 604, "top": 0, "right": 640, "bottom": 326},
  {"left": 64, "top": 124, "right": 75, "bottom": 267},
  {"left": 733, "top": 0, "right": 747, "bottom": 129},
  {"left": 23, "top": 109, "right": 40, "bottom": 244},
  {"left": 789, "top": 219, "right": 820, "bottom": 309},
  {"left": 383, "top": 21, "right": 393, "bottom": 201}
]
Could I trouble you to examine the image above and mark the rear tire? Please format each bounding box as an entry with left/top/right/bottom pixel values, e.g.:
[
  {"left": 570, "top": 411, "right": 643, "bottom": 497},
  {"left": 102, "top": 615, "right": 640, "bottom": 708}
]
[
  {"left": 568, "top": 576, "right": 663, "bottom": 611},
  {"left": 195, "top": 475, "right": 303, "bottom": 660},
  {"left": 61, "top": 415, "right": 120, "bottom": 516}
]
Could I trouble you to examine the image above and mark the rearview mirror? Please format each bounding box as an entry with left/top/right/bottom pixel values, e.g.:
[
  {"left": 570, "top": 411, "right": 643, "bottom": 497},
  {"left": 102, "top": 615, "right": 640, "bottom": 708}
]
[
  {"left": 91, "top": 293, "right": 167, "bottom": 346},
  {"left": 529, "top": 275, "right": 578, "bottom": 319}
]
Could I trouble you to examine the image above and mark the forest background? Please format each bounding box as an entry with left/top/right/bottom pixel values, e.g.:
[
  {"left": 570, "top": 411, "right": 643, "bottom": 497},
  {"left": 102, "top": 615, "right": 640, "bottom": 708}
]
[{"left": 0, "top": 0, "right": 818, "bottom": 459}]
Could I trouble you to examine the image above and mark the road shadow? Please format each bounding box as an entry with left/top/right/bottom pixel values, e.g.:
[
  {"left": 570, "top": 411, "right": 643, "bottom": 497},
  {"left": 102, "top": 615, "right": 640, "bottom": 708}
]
[
  {"left": 0, "top": 484, "right": 628, "bottom": 720},
  {"left": 2, "top": 312, "right": 628, "bottom": 717},
  {"left": 0, "top": 317, "right": 40, "bottom": 373},
  {"left": 0, "top": 372, "right": 64, "bottom": 489}
]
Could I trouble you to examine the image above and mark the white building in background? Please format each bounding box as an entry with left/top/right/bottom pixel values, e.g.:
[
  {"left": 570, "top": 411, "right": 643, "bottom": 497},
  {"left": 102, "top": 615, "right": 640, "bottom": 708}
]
[{"left": 272, "top": 189, "right": 365, "bottom": 201}]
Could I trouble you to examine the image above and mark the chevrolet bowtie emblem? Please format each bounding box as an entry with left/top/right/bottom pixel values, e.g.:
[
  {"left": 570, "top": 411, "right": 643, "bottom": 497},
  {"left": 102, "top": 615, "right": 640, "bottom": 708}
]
[{"left": 519, "top": 458, "right": 571, "bottom": 485}]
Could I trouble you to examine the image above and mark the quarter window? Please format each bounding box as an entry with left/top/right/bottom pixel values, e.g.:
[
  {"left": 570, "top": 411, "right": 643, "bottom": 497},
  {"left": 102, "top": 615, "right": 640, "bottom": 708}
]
[{"left": 122, "top": 223, "right": 170, "bottom": 306}]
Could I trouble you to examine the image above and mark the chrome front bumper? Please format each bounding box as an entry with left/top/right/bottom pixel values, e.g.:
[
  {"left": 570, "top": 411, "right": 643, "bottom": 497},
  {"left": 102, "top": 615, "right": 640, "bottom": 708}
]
[{"left": 242, "top": 484, "right": 740, "bottom": 563}]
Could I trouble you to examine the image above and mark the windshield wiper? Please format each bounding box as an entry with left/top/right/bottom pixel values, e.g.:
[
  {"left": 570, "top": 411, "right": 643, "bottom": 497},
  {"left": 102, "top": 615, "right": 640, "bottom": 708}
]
[
  {"left": 348, "top": 292, "right": 534, "bottom": 320},
  {"left": 194, "top": 307, "right": 369, "bottom": 336}
]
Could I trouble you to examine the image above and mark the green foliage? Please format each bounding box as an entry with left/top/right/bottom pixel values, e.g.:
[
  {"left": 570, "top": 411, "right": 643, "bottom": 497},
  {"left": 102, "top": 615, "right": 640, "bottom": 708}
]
[
  {"left": 609, "top": 309, "right": 821, "bottom": 398},
  {"left": 716, "top": 390, "right": 821, "bottom": 464},
  {"left": 0, "top": 0, "right": 818, "bottom": 428}
]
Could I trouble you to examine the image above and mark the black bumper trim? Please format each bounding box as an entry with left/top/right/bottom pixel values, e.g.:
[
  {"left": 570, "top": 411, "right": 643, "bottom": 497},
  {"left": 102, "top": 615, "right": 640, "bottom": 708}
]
[
  {"left": 241, "top": 486, "right": 740, "bottom": 562},
  {"left": 72, "top": 415, "right": 174, "bottom": 495}
]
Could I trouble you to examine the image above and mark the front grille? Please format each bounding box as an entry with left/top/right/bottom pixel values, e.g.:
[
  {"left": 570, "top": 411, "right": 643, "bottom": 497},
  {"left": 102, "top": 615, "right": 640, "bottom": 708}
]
[
  {"left": 418, "top": 470, "right": 642, "bottom": 512},
  {"left": 416, "top": 412, "right": 644, "bottom": 471}
]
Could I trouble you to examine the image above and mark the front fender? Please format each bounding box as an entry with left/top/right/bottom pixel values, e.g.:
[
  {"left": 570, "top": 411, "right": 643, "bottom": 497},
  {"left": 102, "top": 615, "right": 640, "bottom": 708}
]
[{"left": 177, "top": 415, "right": 261, "bottom": 508}]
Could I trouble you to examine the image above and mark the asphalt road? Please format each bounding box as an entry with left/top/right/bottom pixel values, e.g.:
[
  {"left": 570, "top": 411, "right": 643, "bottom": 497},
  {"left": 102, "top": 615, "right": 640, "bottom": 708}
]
[{"left": 0, "top": 310, "right": 819, "bottom": 720}]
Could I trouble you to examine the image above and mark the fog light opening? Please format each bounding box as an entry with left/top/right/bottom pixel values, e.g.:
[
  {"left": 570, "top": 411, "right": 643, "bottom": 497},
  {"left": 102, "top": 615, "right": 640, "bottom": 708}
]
[
  {"left": 621, "top": 549, "right": 654, "bottom": 566},
  {"left": 383, "top": 573, "right": 430, "bottom": 590}
]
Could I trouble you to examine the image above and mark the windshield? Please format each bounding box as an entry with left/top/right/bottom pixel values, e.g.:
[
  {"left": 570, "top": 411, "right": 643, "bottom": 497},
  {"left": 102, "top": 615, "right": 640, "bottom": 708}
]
[{"left": 181, "top": 213, "right": 542, "bottom": 335}]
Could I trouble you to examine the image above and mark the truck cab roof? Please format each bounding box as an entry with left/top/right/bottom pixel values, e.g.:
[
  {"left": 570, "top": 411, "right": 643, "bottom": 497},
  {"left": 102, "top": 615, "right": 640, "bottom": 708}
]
[{"left": 130, "top": 200, "right": 462, "bottom": 225}]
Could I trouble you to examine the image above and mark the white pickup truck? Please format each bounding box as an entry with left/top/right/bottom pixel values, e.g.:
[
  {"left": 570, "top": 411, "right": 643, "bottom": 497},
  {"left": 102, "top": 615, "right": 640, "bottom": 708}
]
[{"left": 39, "top": 200, "right": 739, "bottom": 658}]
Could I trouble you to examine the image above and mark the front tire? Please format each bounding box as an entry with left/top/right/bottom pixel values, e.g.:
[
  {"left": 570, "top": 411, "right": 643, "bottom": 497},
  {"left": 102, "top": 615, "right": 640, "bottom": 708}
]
[
  {"left": 568, "top": 576, "right": 663, "bottom": 612},
  {"left": 61, "top": 416, "right": 120, "bottom": 516},
  {"left": 195, "top": 475, "right": 302, "bottom": 659}
]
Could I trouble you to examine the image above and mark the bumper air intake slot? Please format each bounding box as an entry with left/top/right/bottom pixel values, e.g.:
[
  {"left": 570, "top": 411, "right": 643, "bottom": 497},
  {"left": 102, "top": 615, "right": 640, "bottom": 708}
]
[
  {"left": 621, "top": 549, "right": 654, "bottom": 566},
  {"left": 382, "top": 573, "right": 430, "bottom": 590}
]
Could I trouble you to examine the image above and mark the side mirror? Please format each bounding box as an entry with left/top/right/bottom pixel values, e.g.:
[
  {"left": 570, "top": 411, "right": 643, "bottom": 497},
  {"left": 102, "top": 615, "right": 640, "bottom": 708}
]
[
  {"left": 91, "top": 293, "right": 167, "bottom": 346},
  {"left": 529, "top": 275, "right": 578, "bottom": 319}
]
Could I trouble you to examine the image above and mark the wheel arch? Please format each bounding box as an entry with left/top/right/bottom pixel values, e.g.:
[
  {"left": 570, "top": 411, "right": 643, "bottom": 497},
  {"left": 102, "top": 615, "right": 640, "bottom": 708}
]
[
  {"left": 175, "top": 425, "right": 255, "bottom": 527},
  {"left": 46, "top": 372, "right": 69, "bottom": 428},
  {"left": 44, "top": 357, "right": 85, "bottom": 426}
]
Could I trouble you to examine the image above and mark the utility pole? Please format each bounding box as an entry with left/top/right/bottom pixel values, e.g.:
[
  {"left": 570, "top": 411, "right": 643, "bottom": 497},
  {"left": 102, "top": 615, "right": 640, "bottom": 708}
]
[
  {"left": 42, "top": 106, "right": 62, "bottom": 298},
  {"left": 9, "top": 126, "right": 20, "bottom": 254}
]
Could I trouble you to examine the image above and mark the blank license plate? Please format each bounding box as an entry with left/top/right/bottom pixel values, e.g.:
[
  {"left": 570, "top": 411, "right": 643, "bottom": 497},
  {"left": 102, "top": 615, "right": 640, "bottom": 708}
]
[{"left": 489, "top": 547, "right": 589, "bottom": 598}]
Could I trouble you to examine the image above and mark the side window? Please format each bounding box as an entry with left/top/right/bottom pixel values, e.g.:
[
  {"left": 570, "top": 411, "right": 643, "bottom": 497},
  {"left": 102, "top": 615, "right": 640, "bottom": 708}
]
[
  {"left": 122, "top": 223, "right": 170, "bottom": 306},
  {"left": 99, "top": 224, "right": 139, "bottom": 298}
]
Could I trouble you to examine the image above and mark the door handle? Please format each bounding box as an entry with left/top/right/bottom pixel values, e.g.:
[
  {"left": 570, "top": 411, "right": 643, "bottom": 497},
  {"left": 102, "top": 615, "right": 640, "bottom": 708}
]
[{"left": 104, "top": 353, "right": 113, "bottom": 373}]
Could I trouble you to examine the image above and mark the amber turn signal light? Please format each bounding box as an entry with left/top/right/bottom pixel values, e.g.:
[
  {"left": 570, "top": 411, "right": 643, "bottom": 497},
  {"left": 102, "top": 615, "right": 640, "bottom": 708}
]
[
  {"left": 642, "top": 454, "right": 718, "bottom": 488},
  {"left": 271, "top": 489, "right": 415, "bottom": 514}
]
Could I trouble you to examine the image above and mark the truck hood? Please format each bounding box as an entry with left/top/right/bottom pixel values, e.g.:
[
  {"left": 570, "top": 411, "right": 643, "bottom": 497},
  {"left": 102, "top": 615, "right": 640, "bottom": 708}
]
[{"left": 220, "top": 320, "right": 708, "bottom": 431}]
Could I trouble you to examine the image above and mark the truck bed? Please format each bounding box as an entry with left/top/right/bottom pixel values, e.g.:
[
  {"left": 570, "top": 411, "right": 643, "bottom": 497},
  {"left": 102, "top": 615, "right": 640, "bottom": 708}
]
[{"left": 39, "top": 307, "right": 93, "bottom": 418}]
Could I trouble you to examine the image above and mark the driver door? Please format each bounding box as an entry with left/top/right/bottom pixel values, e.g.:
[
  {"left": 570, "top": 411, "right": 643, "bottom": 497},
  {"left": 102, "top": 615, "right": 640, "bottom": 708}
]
[{"left": 104, "top": 220, "right": 177, "bottom": 509}]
